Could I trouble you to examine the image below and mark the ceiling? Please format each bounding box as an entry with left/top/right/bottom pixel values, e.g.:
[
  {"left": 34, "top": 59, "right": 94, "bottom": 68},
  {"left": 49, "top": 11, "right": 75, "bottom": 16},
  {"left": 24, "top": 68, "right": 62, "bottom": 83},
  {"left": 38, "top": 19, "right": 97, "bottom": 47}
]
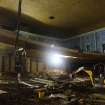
[{"left": 0, "top": 0, "right": 105, "bottom": 38}]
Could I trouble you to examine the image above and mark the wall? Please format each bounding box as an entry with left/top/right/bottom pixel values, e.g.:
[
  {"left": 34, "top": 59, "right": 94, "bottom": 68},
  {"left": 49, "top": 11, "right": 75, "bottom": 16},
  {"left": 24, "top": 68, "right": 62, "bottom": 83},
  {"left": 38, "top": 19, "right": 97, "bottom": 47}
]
[
  {"left": 0, "top": 52, "right": 66, "bottom": 76},
  {"left": 20, "top": 31, "right": 61, "bottom": 46},
  {"left": 63, "top": 28, "right": 105, "bottom": 53}
]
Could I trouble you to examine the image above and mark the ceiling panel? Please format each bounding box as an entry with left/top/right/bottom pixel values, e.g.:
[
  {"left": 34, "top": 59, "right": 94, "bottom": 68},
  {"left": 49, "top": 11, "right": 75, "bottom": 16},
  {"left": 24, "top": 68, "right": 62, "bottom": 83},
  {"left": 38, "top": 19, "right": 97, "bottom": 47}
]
[{"left": 0, "top": 0, "right": 105, "bottom": 38}]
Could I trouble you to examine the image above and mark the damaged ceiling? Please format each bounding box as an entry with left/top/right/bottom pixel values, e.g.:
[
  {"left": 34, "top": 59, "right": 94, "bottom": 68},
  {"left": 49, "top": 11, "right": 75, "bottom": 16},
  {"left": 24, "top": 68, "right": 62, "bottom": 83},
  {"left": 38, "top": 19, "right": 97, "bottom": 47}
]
[{"left": 0, "top": 0, "right": 105, "bottom": 38}]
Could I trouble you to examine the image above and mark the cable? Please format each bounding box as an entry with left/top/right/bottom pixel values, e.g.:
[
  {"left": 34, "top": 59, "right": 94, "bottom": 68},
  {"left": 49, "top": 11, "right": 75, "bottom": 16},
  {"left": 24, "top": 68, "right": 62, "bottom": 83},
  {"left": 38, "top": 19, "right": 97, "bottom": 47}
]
[{"left": 15, "top": 0, "right": 22, "bottom": 49}]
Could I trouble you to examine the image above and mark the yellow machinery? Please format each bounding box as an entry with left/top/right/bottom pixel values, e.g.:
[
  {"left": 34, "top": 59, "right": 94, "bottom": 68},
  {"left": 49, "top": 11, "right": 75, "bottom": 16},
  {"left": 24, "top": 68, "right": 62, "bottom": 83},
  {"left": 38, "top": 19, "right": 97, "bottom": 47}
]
[
  {"left": 74, "top": 67, "right": 94, "bottom": 86},
  {"left": 75, "top": 66, "right": 105, "bottom": 87}
]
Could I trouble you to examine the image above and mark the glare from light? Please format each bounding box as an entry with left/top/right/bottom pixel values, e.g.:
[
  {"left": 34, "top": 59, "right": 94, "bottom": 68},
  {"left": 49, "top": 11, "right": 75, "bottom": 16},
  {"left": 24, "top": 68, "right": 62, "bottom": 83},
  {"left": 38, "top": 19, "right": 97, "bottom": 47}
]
[
  {"left": 46, "top": 52, "right": 77, "bottom": 67},
  {"left": 58, "top": 55, "right": 77, "bottom": 59},
  {"left": 47, "top": 53, "right": 63, "bottom": 67},
  {"left": 50, "top": 44, "right": 55, "bottom": 48},
  {"left": 50, "top": 54, "right": 63, "bottom": 66}
]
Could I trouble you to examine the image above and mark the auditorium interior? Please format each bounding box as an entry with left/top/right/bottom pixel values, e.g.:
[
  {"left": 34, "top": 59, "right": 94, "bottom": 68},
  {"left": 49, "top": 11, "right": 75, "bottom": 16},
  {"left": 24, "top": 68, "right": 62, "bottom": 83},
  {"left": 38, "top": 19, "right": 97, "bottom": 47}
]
[{"left": 0, "top": 0, "right": 105, "bottom": 105}]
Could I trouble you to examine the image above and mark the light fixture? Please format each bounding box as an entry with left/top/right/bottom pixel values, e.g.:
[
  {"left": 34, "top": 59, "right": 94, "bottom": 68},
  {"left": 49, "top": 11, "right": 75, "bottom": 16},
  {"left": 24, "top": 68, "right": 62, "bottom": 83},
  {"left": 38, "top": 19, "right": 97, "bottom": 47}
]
[
  {"left": 46, "top": 52, "right": 64, "bottom": 67},
  {"left": 50, "top": 53, "right": 63, "bottom": 66},
  {"left": 45, "top": 51, "right": 77, "bottom": 67},
  {"left": 49, "top": 16, "right": 55, "bottom": 20}
]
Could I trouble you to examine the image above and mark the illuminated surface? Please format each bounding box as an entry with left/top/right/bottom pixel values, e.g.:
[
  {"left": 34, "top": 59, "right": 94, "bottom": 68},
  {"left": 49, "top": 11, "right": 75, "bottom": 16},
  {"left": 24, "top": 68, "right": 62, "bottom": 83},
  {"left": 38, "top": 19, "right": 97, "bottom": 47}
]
[
  {"left": 18, "top": 47, "right": 24, "bottom": 51},
  {"left": 46, "top": 53, "right": 64, "bottom": 67},
  {"left": 0, "top": 0, "right": 105, "bottom": 36},
  {"left": 50, "top": 44, "right": 55, "bottom": 48}
]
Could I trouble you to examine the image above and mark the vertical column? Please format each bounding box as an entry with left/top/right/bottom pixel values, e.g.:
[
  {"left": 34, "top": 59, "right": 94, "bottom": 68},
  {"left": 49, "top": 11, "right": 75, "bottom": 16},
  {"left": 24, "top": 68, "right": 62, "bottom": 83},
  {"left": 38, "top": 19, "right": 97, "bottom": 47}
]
[
  {"left": 11, "top": 56, "right": 15, "bottom": 73},
  {"left": 38, "top": 62, "right": 44, "bottom": 73},
  {"left": 36, "top": 60, "right": 39, "bottom": 73},
  {"left": 22, "top": 57, "right": 27, "bottom": 73},
  {"left": 31, "top": 60, "right": 37, "bottom": 74},
  {"left": 0, "top": 56, "right": 2, "bottom": 73},
  {"left": 1, "top": 56, "right": 5, "bottom": 72},
  {"left": 5, "top": 56, "right": 9, "bottom": 72},
  {"left": 94, "top": 31, "right": 97, "bottom": 52},
  {"left": 30, "top": 58, "right": 32, "bottom": 73},
  {"left": 26, "top": 57, "right": 31, "bottom": 73},
  {"left": 8, "top": 55, "right": 11, "bottom": 72}
]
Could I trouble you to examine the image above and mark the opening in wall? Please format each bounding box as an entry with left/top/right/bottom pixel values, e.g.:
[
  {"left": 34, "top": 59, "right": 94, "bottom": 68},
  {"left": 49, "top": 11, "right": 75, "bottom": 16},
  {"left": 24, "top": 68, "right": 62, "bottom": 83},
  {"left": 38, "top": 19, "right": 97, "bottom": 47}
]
[
  {"left": 86, "top": 44, "right": 90, "bottom": 52},
  {"left": 102, "top": 44, "right": 105, "bottom": 53}
]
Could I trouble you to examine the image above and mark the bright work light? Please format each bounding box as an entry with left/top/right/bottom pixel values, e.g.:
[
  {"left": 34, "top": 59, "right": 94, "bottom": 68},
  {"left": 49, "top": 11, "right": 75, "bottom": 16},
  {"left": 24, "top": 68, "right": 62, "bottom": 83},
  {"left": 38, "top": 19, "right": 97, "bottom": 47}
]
[{"left": 46, "top": 53, "right": 63, "bottom": 67}]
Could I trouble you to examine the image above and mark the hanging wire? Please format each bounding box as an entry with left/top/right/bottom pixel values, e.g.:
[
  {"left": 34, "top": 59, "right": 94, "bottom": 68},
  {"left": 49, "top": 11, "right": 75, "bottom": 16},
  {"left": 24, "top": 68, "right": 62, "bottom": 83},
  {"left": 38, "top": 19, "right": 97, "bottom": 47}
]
[
  {"left": 15, "top": 0, "right": 22, "bottom": 49},
  {"left": 15, "top": 0, "right": 23, "bottom": 83}
]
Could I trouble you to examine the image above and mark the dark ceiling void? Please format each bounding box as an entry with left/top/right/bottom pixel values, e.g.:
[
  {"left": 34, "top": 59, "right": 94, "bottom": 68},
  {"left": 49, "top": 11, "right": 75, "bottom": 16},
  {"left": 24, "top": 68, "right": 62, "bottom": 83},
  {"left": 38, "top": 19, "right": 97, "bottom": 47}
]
[{"left": 49, "top": 16, "right": 55, "bottom": 20}]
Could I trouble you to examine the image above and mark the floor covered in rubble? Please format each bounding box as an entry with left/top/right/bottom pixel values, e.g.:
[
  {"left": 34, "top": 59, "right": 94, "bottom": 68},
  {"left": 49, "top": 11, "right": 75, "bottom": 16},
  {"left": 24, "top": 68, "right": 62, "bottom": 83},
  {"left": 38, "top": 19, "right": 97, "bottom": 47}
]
[{"left": 0, "top": 73, "right": 105, "bottom": 105}]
